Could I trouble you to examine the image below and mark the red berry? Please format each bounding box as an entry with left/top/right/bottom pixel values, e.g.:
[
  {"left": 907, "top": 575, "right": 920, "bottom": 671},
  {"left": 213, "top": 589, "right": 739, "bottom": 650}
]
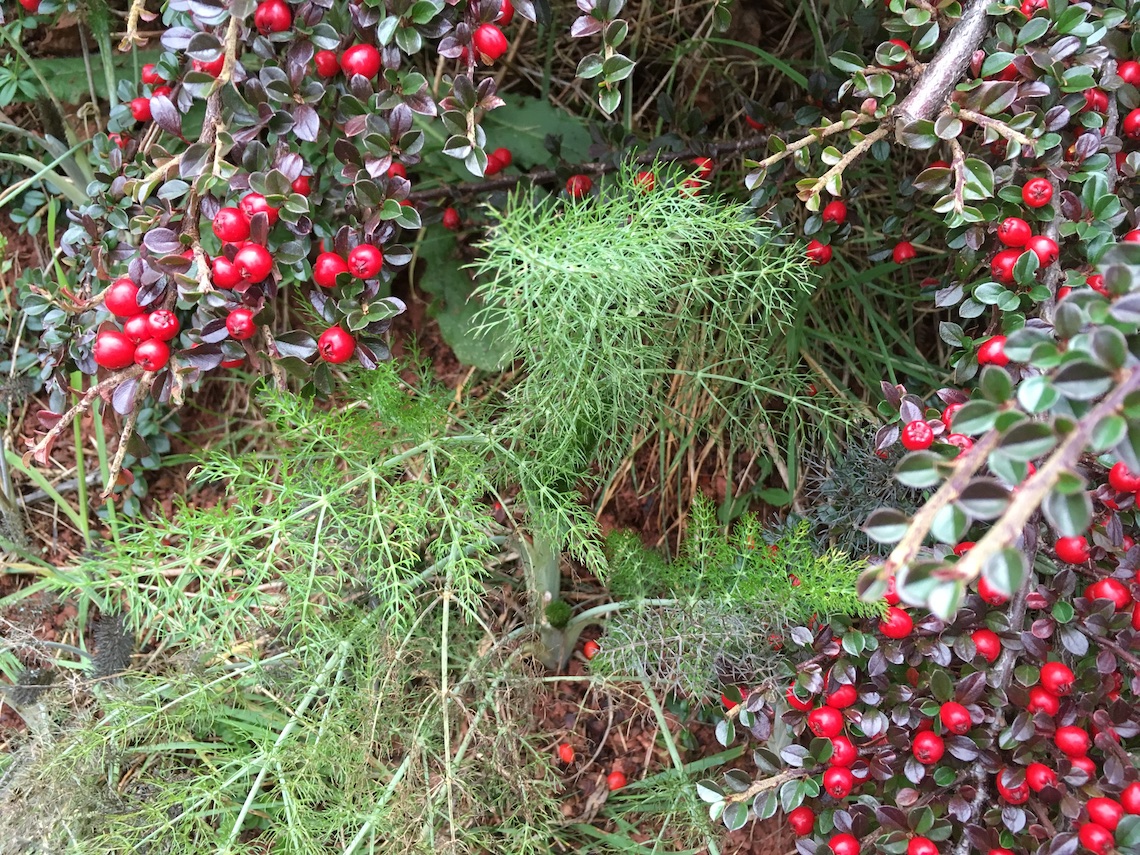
[
  {"left": 93, "top": 330, "right": 137, "bottom": 370},
  {"left": 18, "top": 0, "right": 39, "bottom": 11},
  {"left": 240, "top": 193, "right": 279, "bottom": 226},
  {"left": 1026, "top": 234, "right": 1060, "bottom": 266},
  {"left": 495, "top": 0, "right": 514, "bottom": 24},
  {"left": 292, "top": 175, "right": 311, "bottom": 195},
  {"left": 152, "top": 85, "right": 173, "bottom": 99},
  {"left": 806, "top": 240, "right": 832, "bottom": 265},
  {"left": 1020, "top": 0, "right": 1047, "bottom": 14},
  {"left": 996, "top": 767, "right": 1029, "bottom": 804},
  {"left": 943, "top": 433, "right": 973, "bottom": 456},
  {"left": 557, "top": 743, "right": 574, "bottom": 764},
  {"left": 314, "top": 50, "right": 339, "bottom": 77},
  {"left": 991, "top": 248, "right": 1021, "bottom": 284},
  {"left": 941, "top": 402, "right": 964, "bottom": 429},
  {"left": 129, "top": 97, "right": 152, "bottom": 123},
  {"left": 1055, "top": 725, "right": 1091, "bottom": 756},
  {"left": 254, "top": 0, "right": 292, "bottom": 34},
  {"left": 977, "top": 576, "right": 1008, "bottom": 606},
  {"left": 1110, "top": 461, "right": 1140, "bottom": 492},
  {"left": 141, "top": 63, "right": 163, "bottom": 85},
  {"left": 317, "top": 325, "right": 355, "bottom": 363},
  {"left": 606, "top": 770, "right": 627, "bottom": 791},
  {"left": 883, "top": 38, "right": 910, "bottom": 70},
  {"left": 313, "top": 252, "right": 349, "bottom": 288},
  {"left": 123, "top": 314, "right": 152, "bottom": 344},
  {"left": 1125, "top": 229, "right": 1140, "bottom": 243},
  {"left": 786, "top": 683, "right": 813, "bottom": 712},
  {"left": 823, "top": 766, "right": 854, "bottom": 798},
  {"left": 997, "top": 217, "right": 1032, "bottom": 247},
  {"left": 822, "top": 200, "right": 848, "bottom": 224},
  {"left": 234, "top": 244, "right": 274, "bottom": 283},
  {"left": 884, "top": 573, "right": 900, "bottom": 605},
  {"left": 1026, "top": 762, "right": 1057, "bottom": 792},
  {"left": 347, "top": 244, "right": 383, "bottom": 279},
  {"left": 1022, "top": 177, "right": 1054, "bottom": 208},
  {"left": 1121, "top": 782, "right": 1140, "bottom": 814},
  {"left": 134, "top": 339, "right": 170, "bottom": 372},
  {"left": 491, "top": 147, "right": 513, "bottom": 167},
  {"left": 1083, "top": 88, "right": 1109, "bottom": 114},
  {"left": 908, "top": 838, "right": 937, "bottom": 855},
  {"left": 484, "top": 151, "right": 504, "bottom": 176},
  {"left": 583, "top": 639, "right": 600, "bottom": 660},
  {"left": 214, "top": 207, "right": 251, "bottom": 243},
  {"left": 827, "top": 684, "right": 858, "bottom": 709},
  {"left": 472, "top": 23, "right": 509, "bottom": 62},
  {"left": 900, "top": 420, "right": 933, "bottom": 451},
  {"left": 829, "top": 735, "right": 857, "bottom": 767},
  {"left": 566, "top": 174, "right": 593, "bottom": 199},
  {"left": 104, "top": 278, "right": 141, "bottom": 318},
  {"left": 341, "top": 44, "right": 381, "bottom": 78},
  {"left": 226, "top": 308, "right": 256, "bottom": 340},
  {"left": 1056, "top": 535, "right": 1091, "bottom": 564},
  {"left": 787, "top": 805, "right": 814, "bottom": 836},
  {"left": 977, "top": 336, "right": 1010, "bottom": 367},
  {"left": 880, "top": 606, "right": 913, "bottom": 639},
  {"left": 829, "top": 833, "right": 860, "bottom": 855},
  {"left": 1125, "top": 109, "right": 1140, "bottom": 140},
  {"left": 1078, "top": 823, "right": 1114, "bottom": 855},
  {"left": 892, "top": 241, "right": 916, "bottom": 264},
  {"left": 1027, "top": 686, "right": 1060, "bottom": 716},
  {"left": 1072, "top": 755, "right": 1097, "bottom": 777},
  {"left": 939, "top": 702, "right": 972, "bottom": 735},
  {"left": 635, "top": 171, "right": 656, "bottom": 192},
  {"left": 388, "top": 163, "right": 408, "bottom": 180},
  {"left": 146, "top": 309, "right": 180, "bottom": 342},
  {"left": 971, "top": 628, "right": 1001, "bottom": 663},
  {"left": 212, "top": 256, "right": 243, "bottom": 289},
  {"left": 193, "top": 55, "right": 226, "bottom": 77},
  {"left": 1119, "top": 61, "right": 1140, "bottom": 86},
  {"left": 989, "top": 850, "right": 1015, "bottom": 855},
  {"left": 913, "top": 731, "right": 944, "bottom": 765},
  {"left": 807, "top": 706, "right": 844, "bottom": 738},
  {"left": 1088, "top": 797, "right": 1124, "bottom": 832},
  {"left": 1087, "top": 578, "right": 1133, "bottom": 610},
  {"left": 1041, "top": 662, "right": 1075, "bottom": 696},
  {"left": 442, "top": 207, "right": 461, "bottom": 230},
  {"left": 691, "top": 156, "right": 714, "bottom": 178}
]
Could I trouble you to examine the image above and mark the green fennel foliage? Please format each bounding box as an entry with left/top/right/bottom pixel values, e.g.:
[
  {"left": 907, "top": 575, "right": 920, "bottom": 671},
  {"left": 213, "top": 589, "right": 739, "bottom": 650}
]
[{"left": 468, "top": 165, "right": 826, "bottom": 491}]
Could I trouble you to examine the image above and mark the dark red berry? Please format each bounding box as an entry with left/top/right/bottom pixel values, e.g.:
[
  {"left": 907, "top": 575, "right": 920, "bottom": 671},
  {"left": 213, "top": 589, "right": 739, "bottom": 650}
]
[
  {"left": 317, "top": 325, "right": 355, "bottom": 363},
  {"left": 134, "top": 339, "right": 171, "bottom": 372},
  {"left": 347, "top": 244, "right": 383, "bottom": 279},
  {"left": 226, "top": 308, "right": 256, "bottom": 340}
]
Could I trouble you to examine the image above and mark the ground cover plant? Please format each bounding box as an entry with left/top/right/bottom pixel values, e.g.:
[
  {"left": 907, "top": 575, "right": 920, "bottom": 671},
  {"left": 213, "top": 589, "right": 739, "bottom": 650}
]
[{"left": 7, "top": 0, "right": 1140, "bottom": 853}]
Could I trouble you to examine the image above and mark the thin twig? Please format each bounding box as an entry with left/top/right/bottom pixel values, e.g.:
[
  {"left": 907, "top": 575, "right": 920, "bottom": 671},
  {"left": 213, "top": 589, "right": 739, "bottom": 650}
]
[
  {"left": 956, "top": 109, "right": 1035, "bottom": 148},
  {"left": 803, "top": 126, "right": 890, "bottom": 201},
  {"left": 25, "top": 368, "right": 145, "bottom": 467}
]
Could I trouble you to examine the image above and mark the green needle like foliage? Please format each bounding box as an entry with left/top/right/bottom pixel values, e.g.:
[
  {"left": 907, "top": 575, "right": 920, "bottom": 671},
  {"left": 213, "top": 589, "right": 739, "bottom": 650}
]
[{"left": 469, "top": 165, "right": 824, "bottom": 492}]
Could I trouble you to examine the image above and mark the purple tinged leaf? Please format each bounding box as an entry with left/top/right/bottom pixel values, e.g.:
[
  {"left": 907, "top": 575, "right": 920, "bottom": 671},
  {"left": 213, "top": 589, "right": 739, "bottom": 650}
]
[
  {"left": 143, "top": 228, "right": 181, "bottom": 256},
  {"left": 294, "top": 104, "right": 320, "bottom": 142},
  {"left": 183, "top": 344, "right": 224, "bottom": 371},
  {"left": 150, "top": 95, "right": 182, "bottom": 136},
  {"left": 112, "top": 378, "right": 139, "bottom": 415},
  {"left": 571, "top": 15, "right": 604, "bottom": 37}
]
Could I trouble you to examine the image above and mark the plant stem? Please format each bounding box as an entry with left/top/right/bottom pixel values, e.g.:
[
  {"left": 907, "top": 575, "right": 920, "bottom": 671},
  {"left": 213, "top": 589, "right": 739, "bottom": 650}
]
[{"left": 804, "top": 125, "right": 890, "bottom": 201}]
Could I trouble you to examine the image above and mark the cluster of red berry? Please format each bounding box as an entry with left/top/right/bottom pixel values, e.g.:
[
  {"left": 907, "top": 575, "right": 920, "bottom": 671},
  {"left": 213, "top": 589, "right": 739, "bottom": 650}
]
[
  {"left": 551, "top": 639, "right": 627, "bottom": 793},
  {"left": 93, "top": 279, "right": 180, "bottom": 373}
]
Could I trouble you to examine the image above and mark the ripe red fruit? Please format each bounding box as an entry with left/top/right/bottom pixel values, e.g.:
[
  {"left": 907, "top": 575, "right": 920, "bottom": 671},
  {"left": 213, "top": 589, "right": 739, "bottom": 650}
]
[
  {"left": 829, "top": 833, "right": 860, "bottom": 855},
  {"left": 880, "top": 606, "right": 913, "bottom": 639},
  {"left": 884, "top": 573, "right": 900, "bottom": 605},
  {"left": 1020, "top": 0, "right": 1046, "bottom": 14},
  {"left": 977, "top": 576, "right": 1008, "bottom": 606},
  {"left": 1125, "top": 229, "right": 1140, "bottom": 243},
  {"left": 941, "top": 402, "right": 964, "bottom": 429},
  {"left": 827, "top": 684, "right": 858, "bottom": 709},
  {"left": 123, "top": 314, "right": 152, "bottom": 344},
  {"left": 1125, "top": 109, "right": 1140, "bottom": 140},
  {"left": 787, "top": 805, "right": 814, "bottom": 836},
  {"left": 606, "top": 770, "right": 627, "bottom": 791},
  {"left": 1041, "top": 662, "right": 1075, "bottom": 696},
  {"left": 1088, "top": 578, "right": 1133, "bottom": 610},
  {"left": 566, "top": 174, "right": 593, "bottom": 199},
  {"left": 883, "top": 38, "right": 910, "bottom": 70},
  {"left": 129, "top": 97, "right": 152, "bottom": 122},
  {"left": 240, "top": 193, "right": 279, "bottom": 226},
  {"left": 971, "top": 628, "right": 1001, "bottom": 663},
  {"left": 1072, "top": 755, "right": 1097, "bottom": 778},
  {"left": 484, "top": 151, "right": 504, "bottom": 176},
  {"left": 214, "top": 208, "right": 250, "bottom": 243},
  {"left": 912, "top": 731, "right": 944, "bottom": 765},
  {"left": 1055, "top": 725, "right": 1091, "bottom": 756},
  {"left": 1022, "top": 177, "right": 1054, "bottom": 207},
  {"left": 193, "top": 55, "right": 226, "bottom": 77},
  {"left": 635, "top": 171, "right": 656, "bottom": 192},
  {"left": 996, "top": 767, "right": 1029, "bottom": 804},
  {"left": 387, "top": 163, "right": 408, "bottom": 181},
  {"left": 234, "top": 244, "right": 273, "bottom": 283},
  {"left": 492, "top": 147, "right": 513, "bottom": 168},
  {"left": 1088, "top": 797, "right": 1124, "bottom": 832},
  {"left": 1026, "top": 762, "right": 1057, "bottom": 792},
  {"left": 583, "top": 639, "right": 600, "bottom": 660},
  {"left": 93, "top": 330, "right": 136, "bottom": 370},
  {"left": 341, "top": 44, "right": 381, "bottom": 78},
  {"left": 1056, "top": 535, "right": 1091, "bottom": 564},
  {"left": 1121, "top": 782, "right": 1140, "bottom": 814},
  {"left": 1027, "top": 686, "right": 1061, "bottom": 716},
  {"left": 496, "top": 0, "right": 514, "bottom": 25},
  {"left": 806, "top": 240, "right": 832, "bottom": 265},
  {"left": 254, "top": 0, "right": 292, "bottom": 34},
  {"left": 313, "top": 252, "right": 349, "bottom": 288},
  {"left": 152, "top": 85, "right": 173, "bottom": 99},
  {"left": 997, "top": 217, "right": 1032, "bottom": 247},
  {"left": 557, "top": 743, "right": 574, "bottom": 764},
  {"left": 472, "top": 23, "right": 509, "bottom": 62},
  {"left": 907, "top": 838, "right": 937, "bottom": 855},
  {"left": 1120, "top": 61, "right": 1140, "bottom": 86},
  {"left": 939, "top": 702, "right": 972, "bottom": 735},
  {"left": 829, "top": 735, "right": 857, "bottom": 767},
  {"left": 786, "top": 683, "right": 813, "bottom": 712},
  {"left": 1083, "top": 88, "right": 1109, "bottom": 113},
  {"left": 1110, "top": 461, "right": 1140, "bottom": 492},
  {"left": 134, "top": 339, "right": 171, "bottom": 372},
  {"left": 892, "top": 242, "right": 916, "bottom": 264},
  {"left": 807, "top": 706, "right": 844, "bottom": 738},
  {"left": 1026, "top": 234, "right": 1060, "bottom": 266},
  {"left": 292, "top": 175, "right": 311, "bottom": 196},
  {"left": 822, "top": 200, "right": 848, "bottom": 224},
  {"left": 977, "top": 335, "right": 1010, "bottom": 367},
  {"left": 823, "top": 766, "right": 854, "bottom": 799},
  {"left": 900, "top": 420, "right": 933, "bottom": 451},
  {"left": 212, "top": 257, "right": 243, "bottom": 289},
  {"left": 314, "top": 50, "right": 339, "bottom": 77},
  {"left": 103, "top": 278, "right": 141, "bottom": 318},
  {"left": 991, "top": 248, "right": 1021, "bottom": 284},
  {"left": 146, "top": 310, "right": 180, "bottom": 342},
  {"left": 141, "top": 63, "right": 163, "bottom": 85},
  {"left": 317, "top": 326, "right": 356, "bottom": 363},
  {"left": 226, "top": 308, "right": 256, "bottom": 340},
  {"left": 441, "top": 207, "right": 461, "bottom": 230},
  {"left": 18, "top": 0, "right": 39, "bottom": 12},
  {"left": 989, "top": 850, "right": 1015, "bottom": 855},
  {"left": 691, "top": 156, "right": 714, "bottom": 178},
  {"left": 1078, "top": 823, "right": 1114, "bottom": 855},
  {"left": 347, "top": 244, "right": 383, "bottom": 279}
]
